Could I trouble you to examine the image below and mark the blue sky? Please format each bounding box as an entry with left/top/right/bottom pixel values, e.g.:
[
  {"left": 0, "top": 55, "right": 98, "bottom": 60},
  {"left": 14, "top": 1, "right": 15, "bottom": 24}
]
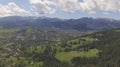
[{"left": 0, "top": 0, "right": 120, "bottom": 20}]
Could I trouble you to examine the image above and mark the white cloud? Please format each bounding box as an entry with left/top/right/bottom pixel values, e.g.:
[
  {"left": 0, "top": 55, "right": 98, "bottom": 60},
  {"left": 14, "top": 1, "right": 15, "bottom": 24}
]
[
  {"left": 29, "top": 0, "right": 55, "bottom": 14},
  {"left": 48, "top": 0, "right": 79, "bottom": 13},
  {"left": 29, "top": 0, "right": 79, "bottom": 14},
  {"left": 79, "top": 0, "right": 120, "bottom": 13},
  {"left": 0, "top": 2, "right": 31, "bottom": 17},
  {"left": 0, "top": 0, "right": 119, "bottom": 17},
  {"left": 29, "top": 0, "right": 120, "bottom": 14}
]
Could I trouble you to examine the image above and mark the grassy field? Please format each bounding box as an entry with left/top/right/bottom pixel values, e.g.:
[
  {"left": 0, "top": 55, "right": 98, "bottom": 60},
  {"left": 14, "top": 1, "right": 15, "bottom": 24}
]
[
  {"left": 0, "top": 29, "right": 18, "bottom": 39},
  {"left": 114, "top": 29, "right": 120, "bottom": 32},
  {"left": 55, "top": 49, "right": 99, "bottom": 62},
  {"left": 0, "top": 29, "right": 18, "bottom": 33},
  {"left": 66, "top": 37, "right": 94, "bottom": 49}
]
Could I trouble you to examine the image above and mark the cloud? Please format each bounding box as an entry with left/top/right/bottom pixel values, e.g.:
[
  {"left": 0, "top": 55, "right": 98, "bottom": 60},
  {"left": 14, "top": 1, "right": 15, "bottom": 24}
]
[
  {"left": 79, "top": 0, "right": 120, "bottom": 13},
  {"left": 29, "top": 0, "right": 55, "bottom": 14},
  {"left": 29, "top": 0, "right": 120, "bottom": 14},
  {"left": 0, "top": 2, "right": 31, "bottom": 17},
  {"left": 47, "top": 0, "right": 79, "bottom": 13},
  {"left": 0, "top": 0, "right": 119, "bottom": 17},
  {"left": 29, "top": 0, "right": 79, "bottom": 13}
]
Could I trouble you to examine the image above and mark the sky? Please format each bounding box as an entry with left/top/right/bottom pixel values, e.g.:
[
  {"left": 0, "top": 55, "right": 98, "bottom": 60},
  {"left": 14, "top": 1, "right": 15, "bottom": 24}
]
[{"left": 0, "top": 0, "right": 120, "bottom": 20}]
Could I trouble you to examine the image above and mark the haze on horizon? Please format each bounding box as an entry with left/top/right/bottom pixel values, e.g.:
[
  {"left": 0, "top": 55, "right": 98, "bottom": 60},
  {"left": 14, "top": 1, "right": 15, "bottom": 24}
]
[{"left": 0, "top": 0, "right": 120, "bottom": 20}]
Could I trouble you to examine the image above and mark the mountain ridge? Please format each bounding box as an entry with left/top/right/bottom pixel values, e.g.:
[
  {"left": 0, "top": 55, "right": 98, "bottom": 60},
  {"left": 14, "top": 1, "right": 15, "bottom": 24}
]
[{"left": 0, "top": 16, "right": 120, "bottom": 32}]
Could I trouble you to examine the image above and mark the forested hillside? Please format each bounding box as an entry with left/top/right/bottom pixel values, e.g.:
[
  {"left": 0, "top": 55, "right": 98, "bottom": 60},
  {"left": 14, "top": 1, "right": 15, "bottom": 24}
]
[{"left": 0, "top": 28, "right": 120, "bottom": 67}]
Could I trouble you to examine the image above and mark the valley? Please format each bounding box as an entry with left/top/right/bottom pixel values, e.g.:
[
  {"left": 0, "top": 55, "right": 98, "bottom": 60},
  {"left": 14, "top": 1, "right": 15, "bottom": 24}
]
[
  {"left": 0, "top": 17, "right": 120, "bottom": 67},
  {"left": 0, "top": 28, "right": 120, "bottom": 67}
]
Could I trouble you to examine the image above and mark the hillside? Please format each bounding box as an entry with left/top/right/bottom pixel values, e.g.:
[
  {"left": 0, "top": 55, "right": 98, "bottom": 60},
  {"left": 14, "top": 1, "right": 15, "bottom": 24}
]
[{"left": 0, "top": 28, "right": 120, "bottom": 67}]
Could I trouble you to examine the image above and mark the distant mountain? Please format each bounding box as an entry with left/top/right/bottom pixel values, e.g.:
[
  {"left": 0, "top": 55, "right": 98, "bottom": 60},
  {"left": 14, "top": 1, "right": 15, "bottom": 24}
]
[{"left": 0, "top": 16, "right": 120, "bottom": 32}]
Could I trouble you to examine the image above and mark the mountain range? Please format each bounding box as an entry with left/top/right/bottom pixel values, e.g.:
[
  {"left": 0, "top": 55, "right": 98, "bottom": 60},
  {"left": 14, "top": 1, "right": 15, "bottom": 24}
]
[{"left": 0, "top": 16, "right": 120, "bottom": 32}]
